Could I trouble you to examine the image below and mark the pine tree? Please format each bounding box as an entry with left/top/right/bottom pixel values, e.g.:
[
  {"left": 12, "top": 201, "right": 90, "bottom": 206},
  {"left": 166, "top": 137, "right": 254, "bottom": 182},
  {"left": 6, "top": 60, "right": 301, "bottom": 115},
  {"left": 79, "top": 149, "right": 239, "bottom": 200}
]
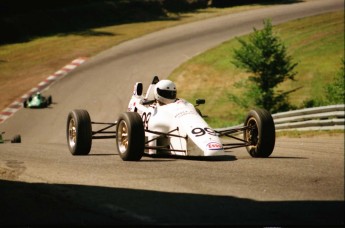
[{"left": 232, "top": 19, "right": 298, "bottom": 112}]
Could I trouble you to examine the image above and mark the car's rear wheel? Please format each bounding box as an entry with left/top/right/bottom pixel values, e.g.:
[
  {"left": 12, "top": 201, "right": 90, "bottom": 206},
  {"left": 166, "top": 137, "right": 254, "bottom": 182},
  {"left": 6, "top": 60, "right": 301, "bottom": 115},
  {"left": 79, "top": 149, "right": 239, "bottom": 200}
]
[
  {"left": 244, "top": 109, "right": 275, "bottom": 158},
  {"left": 116, "top": 112, "right": 145, "bottom": 161},
  {"left": 67, "top": 110, "right": 92, "bottom": 155},
  {"left": 40, "top": 100, "right": 48, "bottom": 108},
  {"left": 47, "top": 96, "right": 52, "bottom": 105},
  {"left": 11, "top": 135, "right": 21, "bottom": 143}
]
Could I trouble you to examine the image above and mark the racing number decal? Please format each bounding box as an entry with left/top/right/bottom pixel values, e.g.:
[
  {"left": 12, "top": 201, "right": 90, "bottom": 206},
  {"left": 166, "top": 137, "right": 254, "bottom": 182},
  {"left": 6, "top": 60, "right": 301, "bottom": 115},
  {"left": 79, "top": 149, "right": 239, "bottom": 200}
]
[
  {"left": 191, "top": 127, "right": 216, "bottom": 137},
  {"left": 142, "top": 112, "right": 151, "bottom": 129}
]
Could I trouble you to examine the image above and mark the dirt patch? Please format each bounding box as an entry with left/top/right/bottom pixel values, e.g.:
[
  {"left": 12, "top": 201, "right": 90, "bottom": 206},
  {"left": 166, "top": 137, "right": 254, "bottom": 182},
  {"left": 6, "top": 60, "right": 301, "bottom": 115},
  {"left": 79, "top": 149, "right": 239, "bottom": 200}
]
[{"left": 0, "top": 160, "right": 26, "bottom": 180}]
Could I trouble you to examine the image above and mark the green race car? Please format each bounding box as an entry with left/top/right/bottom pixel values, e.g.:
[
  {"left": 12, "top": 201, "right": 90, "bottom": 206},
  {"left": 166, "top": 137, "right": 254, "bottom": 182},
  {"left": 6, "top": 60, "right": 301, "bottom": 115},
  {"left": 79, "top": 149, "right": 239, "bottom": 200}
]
[
  {"left": 0, "top": 132, "right": 21, "bottom": 143},
  {"left": 23, "top": 92, "right": 52, "bottom": 108}
]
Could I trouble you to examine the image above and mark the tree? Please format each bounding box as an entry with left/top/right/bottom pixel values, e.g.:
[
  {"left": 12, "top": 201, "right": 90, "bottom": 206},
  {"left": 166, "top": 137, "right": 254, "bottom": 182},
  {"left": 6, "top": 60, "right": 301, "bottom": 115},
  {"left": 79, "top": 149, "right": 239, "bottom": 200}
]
[{"left": 231, "top": 19, "right": 298, "bottom": 113}]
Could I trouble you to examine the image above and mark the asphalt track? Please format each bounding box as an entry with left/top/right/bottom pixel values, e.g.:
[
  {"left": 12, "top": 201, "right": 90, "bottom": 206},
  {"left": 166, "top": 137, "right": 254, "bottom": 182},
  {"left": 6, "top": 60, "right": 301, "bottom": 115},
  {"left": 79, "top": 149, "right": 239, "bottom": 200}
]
[{"left": 0, "top": 0, "right": 344, "bottom": 226}]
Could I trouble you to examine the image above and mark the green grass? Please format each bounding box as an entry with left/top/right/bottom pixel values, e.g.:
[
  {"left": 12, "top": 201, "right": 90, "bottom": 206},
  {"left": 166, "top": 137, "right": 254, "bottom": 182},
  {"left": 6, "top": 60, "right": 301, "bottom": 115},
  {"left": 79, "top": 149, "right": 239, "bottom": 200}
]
[
  {"left": 277, "top": 11, "right": 344, "bottom": 104},
  {"left": 169, "top": 11, "right": 344, "bottom": 128},
  {"left": 276, "top": 130, "right": 344, "bottom": 138}
]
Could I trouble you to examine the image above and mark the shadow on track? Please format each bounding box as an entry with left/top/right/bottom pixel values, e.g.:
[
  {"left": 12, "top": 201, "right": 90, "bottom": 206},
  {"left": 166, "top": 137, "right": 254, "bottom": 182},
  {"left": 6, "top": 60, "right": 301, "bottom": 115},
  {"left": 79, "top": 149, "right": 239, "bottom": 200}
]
[
  {"left": 0, "top": 179, "right": 343, "bottom": 226},
  {"left": 145, "top": 154, "right": 237, "bottom": 162}
]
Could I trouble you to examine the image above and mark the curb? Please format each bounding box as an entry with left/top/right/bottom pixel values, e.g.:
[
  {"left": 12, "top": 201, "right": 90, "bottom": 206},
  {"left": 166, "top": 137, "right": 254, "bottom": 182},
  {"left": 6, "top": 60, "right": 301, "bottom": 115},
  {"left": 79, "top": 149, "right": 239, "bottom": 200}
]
[{"left": 0, "top": 57, "right": 88, "bottom": 124}]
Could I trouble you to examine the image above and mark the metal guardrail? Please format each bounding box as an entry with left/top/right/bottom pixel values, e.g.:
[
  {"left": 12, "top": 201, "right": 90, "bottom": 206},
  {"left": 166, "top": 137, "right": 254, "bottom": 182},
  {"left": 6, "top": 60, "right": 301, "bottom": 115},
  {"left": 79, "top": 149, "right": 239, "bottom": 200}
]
[
  {"left": 216, "top": 104, "right": 345, "bottom": 132},
  {"left": 273, "top": 104, "right": 345, "bottom": 131}
]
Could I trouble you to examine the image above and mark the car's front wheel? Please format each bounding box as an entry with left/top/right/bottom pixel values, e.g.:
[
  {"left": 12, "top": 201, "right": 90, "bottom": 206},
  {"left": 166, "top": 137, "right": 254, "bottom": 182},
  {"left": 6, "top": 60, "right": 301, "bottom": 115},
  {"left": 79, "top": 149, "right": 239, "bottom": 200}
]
[
  {"left": 116, "top": 112, "right": 145, "bottom": 161},
  {"left": 67, "top": 110, "right": 92, "bottom": 155},
  {"left": 244, "top": 109, "right": 275, "bottom": 158}
]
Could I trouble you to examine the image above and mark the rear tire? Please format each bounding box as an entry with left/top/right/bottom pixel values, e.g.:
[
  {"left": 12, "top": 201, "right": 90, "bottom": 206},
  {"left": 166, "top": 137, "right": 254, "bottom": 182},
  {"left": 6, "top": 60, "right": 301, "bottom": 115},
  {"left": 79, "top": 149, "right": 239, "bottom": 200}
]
[
  {"left": 67, "top": 110, "right": 92, "bottom": 155},
  {"left": 116, "top": 112, "right": 145, "bottom": 161},
  {"left": 47, "top": 96, "right": 52, "bottom": 105},
  {"left": 244, "top": 109, "right": 275, "bottom": 158},
  {"left": 40, "top": 100, "right": 48, "bottom": 108},
  {"left": 11, "top": 135, "right": 21, "bottom": 143}
]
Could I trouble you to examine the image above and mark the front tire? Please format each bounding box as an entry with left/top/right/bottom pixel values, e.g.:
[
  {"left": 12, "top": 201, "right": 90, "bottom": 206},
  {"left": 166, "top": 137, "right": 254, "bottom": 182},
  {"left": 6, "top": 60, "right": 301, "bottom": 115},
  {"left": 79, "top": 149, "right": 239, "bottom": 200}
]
[
  {"left": 116, "top": 112, "right": 145, "bottom": 161},
  {"left": 244, "top": 109, "right": 275, "bottom": 158},
  {"left": 67, "top": 110, "right": 92, "bottom": 155}
]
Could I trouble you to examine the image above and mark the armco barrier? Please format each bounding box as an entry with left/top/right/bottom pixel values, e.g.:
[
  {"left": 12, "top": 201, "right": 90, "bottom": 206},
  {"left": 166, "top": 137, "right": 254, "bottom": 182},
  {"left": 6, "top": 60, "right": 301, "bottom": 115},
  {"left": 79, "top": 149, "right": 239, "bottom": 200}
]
[
  {"left": 216, "top": 104, "right": 344, "bottom": 132},
  {"left": 273, "top": 104, "right": 345, "bottom": 131}
]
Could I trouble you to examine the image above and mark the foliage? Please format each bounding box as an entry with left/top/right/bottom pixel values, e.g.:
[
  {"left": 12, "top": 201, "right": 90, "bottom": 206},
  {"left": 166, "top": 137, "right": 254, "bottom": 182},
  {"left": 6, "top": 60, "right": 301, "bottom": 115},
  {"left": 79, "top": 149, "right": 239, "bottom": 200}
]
[
  {"left": 231, "top": 19, "right": 298, "bottom": 113},
  {"left": 228, "top": 79, "right": 261, "bottom": 109},
  {"left": 325, "top": 58, "right": 345, "bottom": 104},
  {"left": 169, "top": 12, "right": 343, "bottom": 127},
  {"left": 211, "top": 0, "right": 301, "bottom": 7},
  {"left": 0, "top": 0, "right": 209, "bottom": 44},
  {"left": 302, "top": 58, "right": 344, "bottom": 107},
  {"left": 162, "top": 0, "right": 208, "bottom": 12}
]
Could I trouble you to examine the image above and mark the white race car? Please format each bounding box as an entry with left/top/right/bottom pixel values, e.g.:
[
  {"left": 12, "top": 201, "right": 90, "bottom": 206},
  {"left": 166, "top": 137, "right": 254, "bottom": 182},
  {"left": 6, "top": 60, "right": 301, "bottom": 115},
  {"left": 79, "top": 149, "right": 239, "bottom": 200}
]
[{"left": 66, "top": 76, "right": 275, "bottom": 161}]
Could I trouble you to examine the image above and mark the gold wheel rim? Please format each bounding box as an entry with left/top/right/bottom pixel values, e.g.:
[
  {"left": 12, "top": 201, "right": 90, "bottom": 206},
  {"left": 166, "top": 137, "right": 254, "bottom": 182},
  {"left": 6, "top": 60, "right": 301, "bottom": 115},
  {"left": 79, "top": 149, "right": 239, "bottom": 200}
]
[
  {"left": 118, "top": 120, "right": 128, "bottom": 154},
  {"left": 246, "top": 117, "right": 259, "bottom": 150},
  {"left": 68, "top": 118, "right": 76, "bottom": 147}
]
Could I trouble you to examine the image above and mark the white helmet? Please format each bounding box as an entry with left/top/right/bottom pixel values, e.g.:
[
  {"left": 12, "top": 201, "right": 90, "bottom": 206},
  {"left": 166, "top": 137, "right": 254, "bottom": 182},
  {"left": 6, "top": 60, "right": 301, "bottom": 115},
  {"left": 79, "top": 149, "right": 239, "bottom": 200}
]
[{"left": 154, "top": 80, "right": 177, "bottom": 104}]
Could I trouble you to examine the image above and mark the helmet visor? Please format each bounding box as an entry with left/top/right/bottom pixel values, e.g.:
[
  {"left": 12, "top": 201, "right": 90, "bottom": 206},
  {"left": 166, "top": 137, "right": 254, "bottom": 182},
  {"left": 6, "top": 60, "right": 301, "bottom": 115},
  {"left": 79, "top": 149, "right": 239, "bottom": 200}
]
[{"left": 157, "top": 88, "right": 176, "bottom": 100}]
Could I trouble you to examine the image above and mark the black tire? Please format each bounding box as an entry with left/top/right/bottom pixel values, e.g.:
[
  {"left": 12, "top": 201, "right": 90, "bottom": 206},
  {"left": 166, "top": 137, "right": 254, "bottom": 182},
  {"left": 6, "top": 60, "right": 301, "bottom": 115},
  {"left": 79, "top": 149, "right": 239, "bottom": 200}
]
[
  {"left": 11, "top": 135, "right": 21, "bottom": 143},
  {"left": 243, "top": 109, "right": 275, "bottom": 158},
  {"left": 47, "top": 96, "right": 52, "bottom": 105},
  {"left": 116, "top": 112, "right": 145, "bottom": 161},
  {"left": 67, "top": 110, "right": 92, "bottom": 155},
  {"left": 23, "top": 101, "right": 27, "bottom": 108},
  {"left": 40, "top": 100, "right": 47, "bottom": 108}
]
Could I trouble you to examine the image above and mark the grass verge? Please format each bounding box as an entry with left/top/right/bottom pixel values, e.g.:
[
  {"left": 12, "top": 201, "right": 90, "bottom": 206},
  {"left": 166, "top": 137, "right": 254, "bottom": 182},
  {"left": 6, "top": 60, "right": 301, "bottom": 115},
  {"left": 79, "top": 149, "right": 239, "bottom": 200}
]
[
  {"left": 169, "top": 11, "right": 344, "bottom": 128},
  {"left": 276, "top": 130, "right": 344, "bottom": 138}
]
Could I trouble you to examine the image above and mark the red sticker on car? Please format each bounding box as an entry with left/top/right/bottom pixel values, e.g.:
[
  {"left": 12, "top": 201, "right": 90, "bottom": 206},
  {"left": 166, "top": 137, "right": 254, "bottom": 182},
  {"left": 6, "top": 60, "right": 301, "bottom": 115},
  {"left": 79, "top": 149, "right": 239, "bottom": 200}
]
[{"left": 206, "top": 142, "right": 223, "bottom": 150}]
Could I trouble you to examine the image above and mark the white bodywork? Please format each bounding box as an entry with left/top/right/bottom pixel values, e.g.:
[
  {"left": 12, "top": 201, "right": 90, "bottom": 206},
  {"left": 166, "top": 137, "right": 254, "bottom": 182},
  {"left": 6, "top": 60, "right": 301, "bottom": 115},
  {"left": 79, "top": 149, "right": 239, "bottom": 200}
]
[{"left": 127, "top": 81, "right": 225, "bottom": 156}]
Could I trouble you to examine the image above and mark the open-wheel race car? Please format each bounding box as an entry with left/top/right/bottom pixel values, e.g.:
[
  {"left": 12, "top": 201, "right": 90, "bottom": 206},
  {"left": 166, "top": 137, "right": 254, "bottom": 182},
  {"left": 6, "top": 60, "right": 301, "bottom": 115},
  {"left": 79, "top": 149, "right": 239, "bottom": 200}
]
[
  {"left": 23, "top": 92, "right": 52, "bottom": 108},
  {"left": 0, "top": 132, "right": 21, "bottom": 144},
  {"left": 66, "top": 76, "right": 275, "bottom": 161}
]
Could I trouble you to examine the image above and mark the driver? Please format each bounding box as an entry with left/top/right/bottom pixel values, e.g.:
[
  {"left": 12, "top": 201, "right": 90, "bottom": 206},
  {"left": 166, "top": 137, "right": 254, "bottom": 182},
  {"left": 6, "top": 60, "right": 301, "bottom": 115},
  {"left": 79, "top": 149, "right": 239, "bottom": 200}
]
[{"left": 154, "top": 79, "right": 177, "bottom": 105}]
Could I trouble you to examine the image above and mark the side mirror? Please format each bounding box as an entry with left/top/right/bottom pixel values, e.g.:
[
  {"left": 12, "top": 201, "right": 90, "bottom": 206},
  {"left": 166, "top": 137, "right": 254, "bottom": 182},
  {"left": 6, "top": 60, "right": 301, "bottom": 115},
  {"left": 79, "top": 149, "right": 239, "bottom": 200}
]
[
  {"left": 195, "top": 99, "right": 205, "bottom": 106},
  {"left": 133, "top": 82, "right": 143, "bottom": 96}
]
